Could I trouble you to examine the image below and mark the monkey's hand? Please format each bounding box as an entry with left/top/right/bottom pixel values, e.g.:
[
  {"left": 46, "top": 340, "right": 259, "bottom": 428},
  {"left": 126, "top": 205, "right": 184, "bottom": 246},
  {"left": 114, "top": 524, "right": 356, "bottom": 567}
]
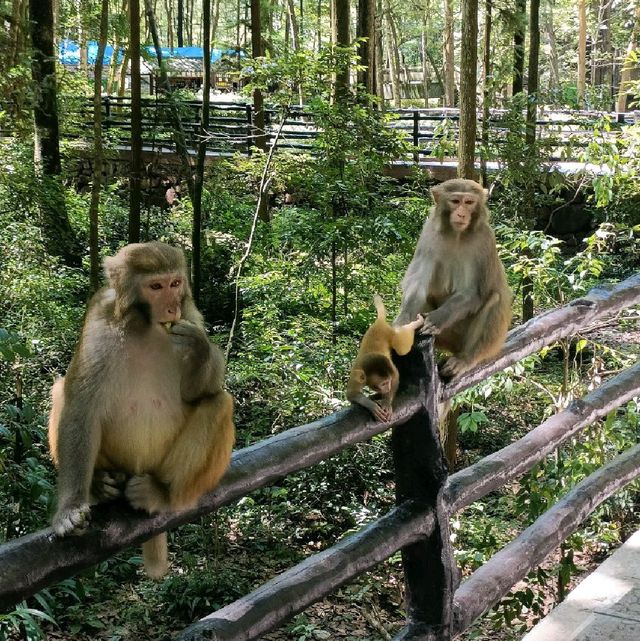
[
  {"left": 351, "top": 393, "right": 392, "bottom": 422},
  {"left": 126, "top": 474, "right": 170, "bottom": 515},
  {"left": 420, "top": 313, "right": 442, "bottom": 336},
  {"left": 407, "top": 314, "right": 425, "bottom": 332},
  {"left": 90, "top": 470, "right": 128, "bottom": 504},
  {"left": 52, "top": 503, "right": 91, "bottom": 536},
  {"left": 169, "top": 320, "right": 209, "bottom": 355}
]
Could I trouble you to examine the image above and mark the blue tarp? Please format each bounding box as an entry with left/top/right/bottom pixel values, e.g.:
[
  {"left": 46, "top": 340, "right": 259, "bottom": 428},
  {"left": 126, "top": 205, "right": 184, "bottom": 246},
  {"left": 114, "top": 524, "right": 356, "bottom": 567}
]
[{"left": 58, "top": 39, "right": 240, "bottom": 66}]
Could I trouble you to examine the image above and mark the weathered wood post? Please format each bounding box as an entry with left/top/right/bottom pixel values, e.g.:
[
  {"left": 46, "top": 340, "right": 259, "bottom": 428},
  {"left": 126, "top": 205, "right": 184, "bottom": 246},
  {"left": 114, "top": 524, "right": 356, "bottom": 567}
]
[
  {"left": 246, "top": 103, "right": 253, "bottom": 155},
  {"left": 392, "top": 337, "right": 456, "bottom": 640},
  {"left": 413, "top": 110, "right": 420, "bottom": 164}
]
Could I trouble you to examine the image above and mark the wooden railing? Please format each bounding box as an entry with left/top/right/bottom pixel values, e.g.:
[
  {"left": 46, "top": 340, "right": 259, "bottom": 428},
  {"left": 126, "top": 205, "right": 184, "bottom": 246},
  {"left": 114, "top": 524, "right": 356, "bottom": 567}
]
[
  {"left": 4, "top": 96, "right": 626, "bottom": 163},
  {"left": 0, "top": 272, "right": 639, "bottom": 640}
]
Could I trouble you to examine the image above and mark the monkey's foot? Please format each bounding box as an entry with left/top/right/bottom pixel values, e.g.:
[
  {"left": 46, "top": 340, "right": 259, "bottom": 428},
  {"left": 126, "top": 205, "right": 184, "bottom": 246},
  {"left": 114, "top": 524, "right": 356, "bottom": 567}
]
[
  {"left": 440, "top": 356, "right": 469, "bottom": 378},
  {"left": 91, "top": 470, "right": 128, "bottom": 504},
  {"left": 52, "top": 504, "right": 91, "bottom": 536},
  {"left": 126, "top": 474, "right": 169, "bottom": 515}
]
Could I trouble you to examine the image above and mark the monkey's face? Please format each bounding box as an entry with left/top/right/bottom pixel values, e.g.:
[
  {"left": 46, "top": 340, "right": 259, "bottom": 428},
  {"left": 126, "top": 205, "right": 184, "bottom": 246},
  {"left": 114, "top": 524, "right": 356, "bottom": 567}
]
[
  {"left": 446, "top": 192, "right": 479, "bottom": 233},
  {"left": 140, "top": 273, "right": 185, "bottom": 325},
  {"left": 367, "top": 373, "right": 392, "bottom": 395}
]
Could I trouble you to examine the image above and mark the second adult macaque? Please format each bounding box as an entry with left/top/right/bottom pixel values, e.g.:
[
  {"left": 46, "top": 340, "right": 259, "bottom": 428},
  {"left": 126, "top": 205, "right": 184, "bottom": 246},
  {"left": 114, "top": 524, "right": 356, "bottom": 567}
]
[
  {"left": 396, "top": 178, "right": 512, "bottom": 378},
  {"left": 48, "top": 242, "right": 235, "bottom": 578},
  {"left": 347, "top": 295, "right": 423, "bottom": 421}
]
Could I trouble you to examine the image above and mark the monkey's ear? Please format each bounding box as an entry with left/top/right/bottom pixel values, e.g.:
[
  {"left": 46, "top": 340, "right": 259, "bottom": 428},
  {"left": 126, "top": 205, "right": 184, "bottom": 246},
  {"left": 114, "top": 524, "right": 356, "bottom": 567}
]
[
  {"left": 431, "top": 185, "right": 442, "bottom": 204},
  {"left": 353, "top": 368, "right": 366, "bottom": 385},
  {"left": 481, "top": 188, "right": 488, "bottom": 203},
  {"left": 103, "top": 255, "right": 120, "bottom": 287}
]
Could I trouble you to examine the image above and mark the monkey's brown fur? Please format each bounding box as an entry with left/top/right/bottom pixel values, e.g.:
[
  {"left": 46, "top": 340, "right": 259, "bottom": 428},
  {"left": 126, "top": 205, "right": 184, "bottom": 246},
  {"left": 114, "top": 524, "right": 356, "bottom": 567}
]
[
  {"left": 396, "top": 178, "right": 512, "bottom": 377},
  {"left": 48, "top": 242, "right": 235, "bottom": 578},
  {"left": 347, "top": 295, "right": 423, "bottom": 421}
]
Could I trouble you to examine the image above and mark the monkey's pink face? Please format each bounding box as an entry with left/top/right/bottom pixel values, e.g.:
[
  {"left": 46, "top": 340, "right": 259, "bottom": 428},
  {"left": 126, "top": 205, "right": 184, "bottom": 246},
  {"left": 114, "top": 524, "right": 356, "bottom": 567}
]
[
  {"left": 368, "top": 374, "right": 392, "bottom": 395},
  {"left": 447, "top": 192, "right": 478, "bottom": 232},
  {"left": 141, "top": 273, "right": 185, "bottom": 324}
]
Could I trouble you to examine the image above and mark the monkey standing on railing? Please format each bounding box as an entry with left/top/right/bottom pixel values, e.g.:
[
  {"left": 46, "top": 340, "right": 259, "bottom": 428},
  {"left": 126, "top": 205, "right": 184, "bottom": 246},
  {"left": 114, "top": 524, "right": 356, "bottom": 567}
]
[{"left": 48, "top": 242, "right": 235, "bottom": 578}]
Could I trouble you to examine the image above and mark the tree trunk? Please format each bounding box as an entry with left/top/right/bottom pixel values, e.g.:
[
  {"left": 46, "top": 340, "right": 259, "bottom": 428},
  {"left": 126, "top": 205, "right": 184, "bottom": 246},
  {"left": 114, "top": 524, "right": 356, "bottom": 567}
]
[
  {"left": 89, "top": 0, "right": 109, "bottom": 292},
  {"left": 129, "top": 0, "right": 142, "bottom": 243},
  {"left": 356, "top": 0, "right": 376, "bottom": 95},
  {"left": 480, "top": 0, "right": 492, "bottom": 186},
  {"left": 250, "top": 0, "right": 266, "bottom": 152},
  {"left": 177, "top": 0, "right": 184, "bottom": 47},
  {"left": 143, "top": 0, "right": 195, "bottom": 198},
  {"left": 577, "top": 0, "right": 586, "bottom": 106},
  {"left": 163, "top": 0, "right": 174, "bottom": 49},
  {"left": 384, "top": 0, "right": 401, "bottom": 107},
  {"left": 375, "top": 1, "right": 385, "bottom": 102},
  {"left": 212, "top": 0, "right": 220, "bottom": 44},
  {"left": 523, "top": 0, "right": 540, "bottom": 323},
  {"left": 421, "top": 4, "right": 431, "bottom": 108},
  {"left": 192, "top": 0, "right": 211, "bottom": 305},
  {"left": 29, "top": 0, "right": 78, "bottom": 265},
  {"left": 545, "top": 1, "right": 560, "bottom": 93},
  {"left": 512, "top": 0, "right": 526, "bottom": 95},
  {"left": 616, "top": 5, "right": 640, "bottom": 113},
  {"left": 333, "top": 0, "right": 350, "bottom": 97},
  {"left": 443, "top": 0, "right": 455, "bottom": 106},
  {"left": 592, "top": 0, "right": 612, "bottom": 106},
  {"left": 457, "top": 0, "right": 478, "bottom": 180},
  {"left": 107, "top": 0, "right": 129, "bottom": 94}
]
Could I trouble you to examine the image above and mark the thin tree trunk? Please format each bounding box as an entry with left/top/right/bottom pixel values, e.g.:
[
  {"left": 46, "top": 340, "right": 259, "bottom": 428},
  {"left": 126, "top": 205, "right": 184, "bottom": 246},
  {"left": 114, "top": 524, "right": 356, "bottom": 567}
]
[
  {"left": 480, "top": 0, "right": 492, "bottom": 186},
  {"left": 523, "top": 0, "right": 540, "bottom": 323},
  {"left": 616, "top": 5, "right": 640, "bottom": 112},
  {"left": 107, "top": 0, "right": 129, "bottom": 94},
  {"left": 143, "top": 0, "right": 195, "bottom": 199},
  {"left": 383, "top": 0, "right": 401, "bottom": 107},
  {"left": 421, "top": 4, "right": 431, "bottom": 108},
  {"left": 356, "top": 0, "right": 376, "bottom": 93},
  {"left": 29, "top": 0, "right": 78, "bottom": 265},
  {"left": 118, "top": 47, "right": 130, "bottom": 98},
  {"left": 90, "top": 0, "right": 109, "bottom": 292},
  {"left": 316, "top": 0, "right": 322, "bottom": 51},
  {"left": 177, "top": 0, "right": 184, "bottom": 47},
  {"left": 577, "top": 0, "right": 586, "bottom": 106},
  {"left": 212, "top": 0, "right": 220, "bottom": 44},
  {"left": 129, "top": 0, "right": 142, "bottom": 243},
  {"left": 545, "top": 1, "right": 560, "bottom": 93},
  {"left": 512, "top": 0, "right": 525, "bottom": 95},
  {"left": 192, "top": 0, "right": 211, "bottom": 305},
  {"left": 333, "top": 0, "right": 350, "bottom": 97},
  {"left": 443, "top": 0, "right": 455, "bottom": 106},
  {"left": 457, "top": 0, "right": 477, "bottom": 179},
  {"left": 375, "top": 1, "right": 384, "bottom": 102},
  {"left": 250, "top": 0, "right": 266, "bottom": 153}
]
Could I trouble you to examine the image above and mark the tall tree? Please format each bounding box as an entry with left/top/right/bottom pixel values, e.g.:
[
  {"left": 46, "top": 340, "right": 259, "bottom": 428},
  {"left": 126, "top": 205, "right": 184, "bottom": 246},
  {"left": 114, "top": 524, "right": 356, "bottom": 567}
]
[
  {"left": 357, "top": 0, "right": 376, "bottom": 94},
  {"left": 384, "top": 0, "right": 402, "bottom": 108},
  {"left": 333, "top": 0, "right": 350, "bottom": 96},
  {"left": 192, "top": 0, "right": 211, "bottom": 305},
  {"left": 443, "top": 0, "right": 455, "bottom": 106},
  {"left": 29, "top": 0, "right": 77, "bottom": 265},
  {"left": 577, "top": 0, "right": 587, "bottom": 106},
  {"left": 129, "top": 0, "right": 142, "bottom": 243},
  {"left": 480, "top": 0, "right": 492, "bottom": 186},
  {"left": 512, "top": 0, "right": 526, "bottom": 95},
  {"left": 616, "top": 4, "right": 640, "bottom": 112},
  {"left": 177, "top": 0, "right": 184, "bottom": 46},
  {"left": 457, "top": 0, "right": 478, "bottom": 179},
  {"left": 250, "top": 0, "right": 266, "bottom": 151},
  {"left": 89, "top": 0, "right": 109, "bottom": 292},
  {"left": 421, "top": 3, "right": 431, "bottom": 108}
]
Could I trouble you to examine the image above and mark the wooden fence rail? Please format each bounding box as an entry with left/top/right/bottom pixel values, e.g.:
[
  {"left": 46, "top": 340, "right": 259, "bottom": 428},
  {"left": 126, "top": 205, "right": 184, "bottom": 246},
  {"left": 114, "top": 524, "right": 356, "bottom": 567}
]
[{"left": 0, "top": 272, "right": 639, "bottom": 641}]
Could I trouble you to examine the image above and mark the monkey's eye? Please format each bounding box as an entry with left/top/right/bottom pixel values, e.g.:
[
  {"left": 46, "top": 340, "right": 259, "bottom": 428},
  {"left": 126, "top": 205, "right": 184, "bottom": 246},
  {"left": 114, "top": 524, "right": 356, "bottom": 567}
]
[
  {"left": 450, "top": 198, "right": 461, "bottom": 205},
  {"left": 149, "top": 283, "right": 163, "bottom": 290},
  {"left": 170, "top": 279, "right": 182, "bottom": 288},
  {"left": 464, "top": 199, "right": 475, "bottom": 206}
]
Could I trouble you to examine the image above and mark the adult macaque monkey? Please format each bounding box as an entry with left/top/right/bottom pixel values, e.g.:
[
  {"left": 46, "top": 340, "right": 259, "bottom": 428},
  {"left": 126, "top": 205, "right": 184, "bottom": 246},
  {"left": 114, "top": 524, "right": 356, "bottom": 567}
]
[
  {"left": 347, "top": 295, "right": 424, "bottom": 421},
  {"left": 396, "top": 178, "right": 512, "bottom": 378},
  {"left": 48, "top": 242, "right": 235, "bottom": 578}
]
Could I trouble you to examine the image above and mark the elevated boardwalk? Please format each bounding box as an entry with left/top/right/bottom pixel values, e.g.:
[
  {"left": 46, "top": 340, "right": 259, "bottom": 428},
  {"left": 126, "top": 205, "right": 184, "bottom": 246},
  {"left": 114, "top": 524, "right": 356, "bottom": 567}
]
[{"left": 522, "top": 530, "right": 640, "bottom": 641}]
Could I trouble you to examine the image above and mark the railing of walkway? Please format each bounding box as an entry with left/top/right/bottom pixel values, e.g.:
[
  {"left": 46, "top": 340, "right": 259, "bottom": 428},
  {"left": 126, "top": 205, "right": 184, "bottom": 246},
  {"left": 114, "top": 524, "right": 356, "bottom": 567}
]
[
  {"left": 0, "top": 273, "right": 638, "bottom": 640},
  {"left": 3, "top": 96, "right": 630, "bottom": 163}
]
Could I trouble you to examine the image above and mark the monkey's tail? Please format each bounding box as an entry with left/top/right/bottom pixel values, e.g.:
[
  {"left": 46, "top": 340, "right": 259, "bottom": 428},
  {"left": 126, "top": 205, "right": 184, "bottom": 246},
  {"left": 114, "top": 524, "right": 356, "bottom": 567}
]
[
  {"left": 142, "top": 532, "right": 168, "bottom": 579},
  {"left": 373, "top": 294, "right": 387, "bottom": 322}
]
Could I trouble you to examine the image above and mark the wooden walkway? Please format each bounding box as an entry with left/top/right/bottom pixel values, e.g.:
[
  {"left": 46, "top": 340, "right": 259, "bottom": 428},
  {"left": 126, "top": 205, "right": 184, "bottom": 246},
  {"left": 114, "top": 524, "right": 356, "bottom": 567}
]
[{"left": 522, "top": 530, "right": 640, "bottom": 641}]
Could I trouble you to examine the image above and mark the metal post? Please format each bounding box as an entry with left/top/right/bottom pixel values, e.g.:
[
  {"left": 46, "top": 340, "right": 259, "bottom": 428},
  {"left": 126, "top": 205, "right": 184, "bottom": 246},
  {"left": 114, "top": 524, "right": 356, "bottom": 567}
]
[
  {"left": 246, "top": 103, "right": 253, "bottom": 156},
  {"left": 392, "top": 338, "right": 456, "bottom": 640},
  {"left": 413, "top": 110, "right": 420, "bottom": 164}
]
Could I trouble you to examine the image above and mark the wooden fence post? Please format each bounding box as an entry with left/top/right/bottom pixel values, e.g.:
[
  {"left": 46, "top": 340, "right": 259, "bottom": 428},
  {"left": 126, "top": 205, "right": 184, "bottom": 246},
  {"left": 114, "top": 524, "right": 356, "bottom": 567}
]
[
  {"left": 392, "top": 338, "right": 456, "bottom": 640},
  {"left": 413, "top": 110, "right": 420, "bottom": 163},
  {"left": 246, "top": 103, "right": 253, "bottom": 156}
]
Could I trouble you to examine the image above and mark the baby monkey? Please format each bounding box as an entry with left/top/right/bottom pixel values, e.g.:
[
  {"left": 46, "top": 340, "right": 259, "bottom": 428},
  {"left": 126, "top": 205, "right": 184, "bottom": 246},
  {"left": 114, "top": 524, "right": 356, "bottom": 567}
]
[{"left": 347, "top": 295, "right": 424, "bottom": 421}]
